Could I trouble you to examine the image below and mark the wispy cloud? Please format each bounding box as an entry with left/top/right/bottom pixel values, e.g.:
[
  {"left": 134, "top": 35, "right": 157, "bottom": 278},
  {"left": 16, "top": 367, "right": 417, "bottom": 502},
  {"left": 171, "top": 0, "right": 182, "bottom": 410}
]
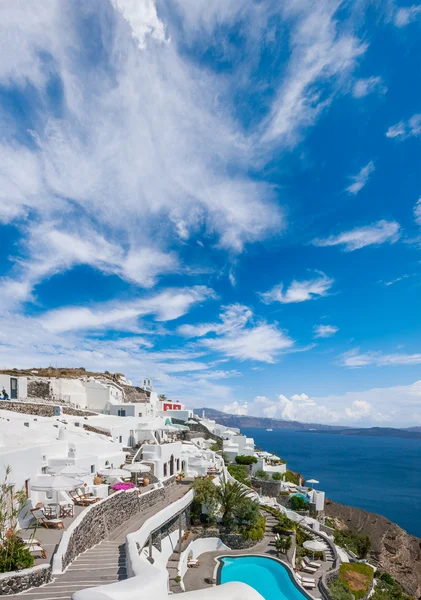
[
  {"left": 312, "top": 220, "right": 401, "bottom": 251},
  {"left": 262, "top": 1, "right": 366, "bottom": 144},
  {"left": 414, "top": 198, "right": 421, "bottom": 226},
  {"left": 346, "top": 160, "right": 375, "bottom": 195},
  {"left": 313, "top": 324, "right": 338, "bottom": 338},
  {"left": 386, "top": 114, "right": 421, "bottom": 140},
  {"left": 394, "top": 5, "right": 421, "bottom": 27},
  {"left": 353, "top": 76, "right": 387, "bottom": 99},
  {"left": 260, "top": 271, "right": 334, "bottom": 305},
  {"left": 41, "top": 286, "right": 214, "bottom": 333},
  {"left": 339, "top": 348, "right": 421, "bottom": 367},
  {"left": 179, "top": 304, "right": 295, "bottom": 363}
]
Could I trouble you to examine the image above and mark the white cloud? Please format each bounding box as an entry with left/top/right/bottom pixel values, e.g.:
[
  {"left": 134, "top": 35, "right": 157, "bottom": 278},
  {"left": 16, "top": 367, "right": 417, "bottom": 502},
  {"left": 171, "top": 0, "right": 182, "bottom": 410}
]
[
  {"left": 222, "top": 382, "right": 421, "bottom": 426},
  {"left": 111, "top": 0, "right": 167, "bottom": 48},
  {"left": 0, "top": 0, "right": 286, "bottom": 308},
  {"left": 394, "top": 5, "right": 421, "bottom": 27},
  {"left": 262, "top": 1, "right": 366, "bottom": 144},
  {"left": 346, "top": 161, "right": 375, "bottom": 195},
  {"left": 178, "top": 304, "right": 295, "bottom": 363},
  {"left": 260, "top": 271, "right": 334, "bottom": 304},
  {"left": 414, "top": 198, "right": 421, "bottom": 226},
  {"left": 339, "top": 348, "right": 421, "bottom": 367},
  {"left": 312, "top": 220, "right": 401, "bottom": 251},
  {"left": 41, "top": 286, "right": 214, "bottom": 333},
  {"left": 222, "top": 401, "right": 248, "bottom": 416},
  {"left": 313, "top": 324, "right": 338, "bottom": 338},
  {"left": 352, "top": 76, "right": 387, "bottom": 99},
  {"left": 386, "top": 114, "right": 421, "bottom": 140}
]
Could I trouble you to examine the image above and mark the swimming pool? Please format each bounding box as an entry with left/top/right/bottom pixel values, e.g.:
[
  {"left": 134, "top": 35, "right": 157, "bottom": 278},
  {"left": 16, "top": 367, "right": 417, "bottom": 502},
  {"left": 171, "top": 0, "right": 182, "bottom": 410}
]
[{"left": 217, "top": 555, "right": 310, "bottom": 600}]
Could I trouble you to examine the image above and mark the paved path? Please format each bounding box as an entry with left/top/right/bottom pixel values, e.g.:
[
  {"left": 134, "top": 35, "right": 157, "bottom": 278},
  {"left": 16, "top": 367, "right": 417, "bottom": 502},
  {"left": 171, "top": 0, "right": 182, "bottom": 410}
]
[{"left": 15, "top": 484, "right": 190, "bottom": 600}]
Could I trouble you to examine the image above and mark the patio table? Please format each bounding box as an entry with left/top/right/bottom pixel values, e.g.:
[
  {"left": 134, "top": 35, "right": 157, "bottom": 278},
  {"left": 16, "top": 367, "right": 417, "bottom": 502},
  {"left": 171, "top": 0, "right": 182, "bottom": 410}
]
[
  {"left": 59, "top": 503, "right": 74, "bottom": 518},
  {"left": 44, "top": 504, "right": 58, "bottom": 518}
]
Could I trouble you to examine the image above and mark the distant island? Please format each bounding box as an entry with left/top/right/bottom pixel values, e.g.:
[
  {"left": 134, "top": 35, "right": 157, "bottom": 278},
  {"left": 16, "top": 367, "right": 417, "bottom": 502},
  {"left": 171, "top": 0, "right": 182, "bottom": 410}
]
[{"left": 195, "top": 408, "right": 421, "bottom": 440}]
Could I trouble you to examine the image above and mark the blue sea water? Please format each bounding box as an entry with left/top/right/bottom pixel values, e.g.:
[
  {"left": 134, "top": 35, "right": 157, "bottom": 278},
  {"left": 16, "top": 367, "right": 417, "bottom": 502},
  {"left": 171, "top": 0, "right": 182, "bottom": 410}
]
[
  {"left": 219, "top": 555, "right": 307, "bottom": 600},
  {"left": 242, "top": 428, "right": 421, "bottom": 538}
]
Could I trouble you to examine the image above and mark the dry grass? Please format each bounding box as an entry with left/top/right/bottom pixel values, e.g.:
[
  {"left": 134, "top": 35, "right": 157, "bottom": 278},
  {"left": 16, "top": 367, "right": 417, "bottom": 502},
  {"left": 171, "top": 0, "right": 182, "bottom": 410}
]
[{"left": 339, "top": 563, "right": 374, "bottom": 600}]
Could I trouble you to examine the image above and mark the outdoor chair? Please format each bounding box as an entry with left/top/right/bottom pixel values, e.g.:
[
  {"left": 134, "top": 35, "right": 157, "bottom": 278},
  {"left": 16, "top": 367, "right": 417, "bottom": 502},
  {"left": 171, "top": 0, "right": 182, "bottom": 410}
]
[
  {"left": 69, "top": 491, "right": 99, "bottom": 506},
  {"left": 303, "top": 556, "right": 322, "bottom": 568},
  {"left": 25, "top": 542, "right": 47, "bottom": 559},
  {"left": 30, "top": 508, "right": 64, "bottom": 529},
  {"left": 187, "top": 558, "right": 200, "bottom": 568},
  {"left": 296, "top": 573, "right": 316, "bottom": 589},
  {"left": 301, "top": 560, "right": 318, "bottom": 573}
]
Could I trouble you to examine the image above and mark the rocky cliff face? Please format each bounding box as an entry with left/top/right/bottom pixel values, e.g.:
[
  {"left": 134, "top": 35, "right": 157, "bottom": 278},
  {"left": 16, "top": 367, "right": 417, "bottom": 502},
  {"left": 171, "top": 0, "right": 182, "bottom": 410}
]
[{"left": 325, "top": 498, "right": 421, "bottom": 598}]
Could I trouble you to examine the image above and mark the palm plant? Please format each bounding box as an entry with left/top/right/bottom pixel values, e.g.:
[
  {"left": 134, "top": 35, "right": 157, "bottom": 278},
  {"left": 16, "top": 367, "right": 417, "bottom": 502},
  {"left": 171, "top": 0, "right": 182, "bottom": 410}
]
[
  {"left": 0, "top": 466, "right": 34, "bottom": 573},
  {"left": 215, "top": 480, "right": 250, "bottom": 526}
]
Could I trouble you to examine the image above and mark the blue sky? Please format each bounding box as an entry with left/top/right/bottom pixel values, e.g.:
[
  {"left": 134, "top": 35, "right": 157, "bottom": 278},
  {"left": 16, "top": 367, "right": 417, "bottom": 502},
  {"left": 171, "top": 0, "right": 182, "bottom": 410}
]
[{"left": 0, "top": 0, "right": 420, "bottom": 426}]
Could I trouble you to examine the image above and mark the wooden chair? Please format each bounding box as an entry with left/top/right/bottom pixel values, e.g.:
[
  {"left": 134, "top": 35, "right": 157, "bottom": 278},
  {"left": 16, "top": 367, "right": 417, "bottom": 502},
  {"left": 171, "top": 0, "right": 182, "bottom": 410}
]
[{"left": 30, "top": 508, "right": 64, "bottom": 529}]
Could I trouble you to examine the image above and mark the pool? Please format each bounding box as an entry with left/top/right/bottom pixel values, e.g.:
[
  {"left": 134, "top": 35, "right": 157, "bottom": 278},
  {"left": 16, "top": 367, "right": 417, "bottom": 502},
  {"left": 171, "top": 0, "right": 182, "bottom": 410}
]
[{"left": 217, "top": 555, "right": 310, "bottom": 600}]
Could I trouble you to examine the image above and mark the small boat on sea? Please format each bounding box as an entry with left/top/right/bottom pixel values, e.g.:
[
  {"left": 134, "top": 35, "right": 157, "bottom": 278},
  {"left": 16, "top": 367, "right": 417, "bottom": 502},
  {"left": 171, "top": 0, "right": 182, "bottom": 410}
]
[{"left": 266, "top": 428, "right": 273, "bottom": 431}]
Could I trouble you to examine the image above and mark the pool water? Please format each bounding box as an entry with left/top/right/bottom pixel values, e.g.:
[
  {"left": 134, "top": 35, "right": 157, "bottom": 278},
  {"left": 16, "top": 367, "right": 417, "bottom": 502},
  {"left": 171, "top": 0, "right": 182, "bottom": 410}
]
[{"left": 219, "top": 555, "right": 309, "bottom": 600}]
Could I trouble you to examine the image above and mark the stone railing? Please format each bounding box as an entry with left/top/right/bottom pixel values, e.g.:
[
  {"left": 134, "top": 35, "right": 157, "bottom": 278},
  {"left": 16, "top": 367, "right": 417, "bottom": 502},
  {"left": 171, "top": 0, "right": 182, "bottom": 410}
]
[
  {"left": 251, "top": 477, "right": 281, "bottom": 498},
  {"left": 0, "top": 401, "right": 98, "bottom": 418},
  {"left": 0, "top": 564, "right": 51, "bottom": 596},
  {"left": 53, "top": 486, "right": 167, "bottom": 573}
]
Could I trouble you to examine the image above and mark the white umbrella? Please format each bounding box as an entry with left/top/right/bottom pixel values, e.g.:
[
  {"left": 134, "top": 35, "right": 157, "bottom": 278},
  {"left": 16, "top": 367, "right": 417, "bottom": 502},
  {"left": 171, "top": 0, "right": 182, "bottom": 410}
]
[
  {"left": 303, "top": 540, "right": 327, "bottom": 552},
  {"left": 123, "top": 464, "right": 150, "bottom": 473},
  {"left": 306, "top": 478, "right": 319, "bottom": 485},
  {"left": 123, "top": 463, "right": 150, "bottom": 485},
  {"left": 31, "top": 475, "right": 83, "bottom": 515},
  {"left": 99, "top": 468, "right": 129, "bottom": 478},
  {"left": 47, "top": 465, "right": 89, "bottom": 477}
]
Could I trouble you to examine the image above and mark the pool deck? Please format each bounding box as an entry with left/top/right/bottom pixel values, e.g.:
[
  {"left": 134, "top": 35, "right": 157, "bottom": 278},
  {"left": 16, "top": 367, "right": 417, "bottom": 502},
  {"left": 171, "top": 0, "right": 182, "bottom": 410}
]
[{"left": 182, "top": 511, "right": 332, "bottom": 599}]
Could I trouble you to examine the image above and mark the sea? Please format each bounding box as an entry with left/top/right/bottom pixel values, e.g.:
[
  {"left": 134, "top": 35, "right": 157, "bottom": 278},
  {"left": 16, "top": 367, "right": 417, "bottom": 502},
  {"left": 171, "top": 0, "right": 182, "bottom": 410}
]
[{"left": 242, "top": 427, "right": 421, "bottom": 538}]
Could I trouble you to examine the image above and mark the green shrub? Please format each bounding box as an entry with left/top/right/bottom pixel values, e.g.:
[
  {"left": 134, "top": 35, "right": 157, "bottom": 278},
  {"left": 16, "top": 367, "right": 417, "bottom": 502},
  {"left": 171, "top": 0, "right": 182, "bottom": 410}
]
[
  {"left": 295, "top": 527, "right": 312, "bottom": 547},
  {"left": 284, "top": 470, "right": 299, "bottom": 485},
  {"left": 0, "top": 536, "right": 34, "bottom": 573},
  {"left": 235, "top": 455, "right": 257, "bottom": 465},
  {"left": 329, "top": 580, "right": 354, "bottom": 600},
  {"left": 228, "top": 465, "right": 250, "bottom": 485},
  {"left": 233, "top": 497, "right": 260, "bottom": 528},
  {"left": 254, "top": 470, "right": 269, "bottom": 480},
  {"left": 290, "top": 495, "right": 309, "bottom": 511},
  {"left": 242, "top": 515, "right": 266, "bottom": 541},
  {"left": 339, "top": 563, "right": 374, "bottom": 600},
  {"left": 372, "top": 571, "right": 413, "bottom": 600},
  {"left": 334, "top": 528, "right": 372, "bottom": 559},
  {"left": 271, "top": 472, "right": 282, "bottom": 481}
]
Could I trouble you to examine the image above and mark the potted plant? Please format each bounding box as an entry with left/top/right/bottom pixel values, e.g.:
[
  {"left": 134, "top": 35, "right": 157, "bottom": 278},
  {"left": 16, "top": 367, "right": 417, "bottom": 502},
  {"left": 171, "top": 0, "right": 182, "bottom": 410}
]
[
  {"left": 94, "top": 473, "right": 103, "bottom": 485},
  {"left": 143, "top": 476, "right": 149, "bottom": 487},
  {"left": 177, "top": 471, "right": 185, "bottom": 483}
]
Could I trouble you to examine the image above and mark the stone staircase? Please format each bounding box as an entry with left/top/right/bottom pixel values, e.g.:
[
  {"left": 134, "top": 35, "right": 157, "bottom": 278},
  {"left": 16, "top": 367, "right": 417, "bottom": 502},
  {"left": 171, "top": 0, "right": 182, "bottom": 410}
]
[
  {"left": 15, "top": 541, "right": 127, "bottom": 600},
  {"left": 124, "top": 447, "right": 138, "bottom": 464}
]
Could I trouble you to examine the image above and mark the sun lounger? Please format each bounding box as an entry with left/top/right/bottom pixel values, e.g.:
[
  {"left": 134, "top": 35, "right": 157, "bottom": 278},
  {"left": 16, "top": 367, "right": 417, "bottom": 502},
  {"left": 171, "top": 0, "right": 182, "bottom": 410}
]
[
  {"left": 304, "top": 556, "right": 322, "bottom": 568},
  {"left": 296, "top": 573, "right": 316, "bottom": 588},
  {"left": 26, "top": 543, "right": 47, "bottom": 559},
  {"left": 301, "top": 560, "right": 318, "bottom": 573},
  {"left": 30, "top": 508, "right": 64, "bottom": 529},
  {"left": 69, "top": 490, "right": 99, "bottom": 506},
  {"left": 187, "top": 559, "right": 200, "bottom": 568}
]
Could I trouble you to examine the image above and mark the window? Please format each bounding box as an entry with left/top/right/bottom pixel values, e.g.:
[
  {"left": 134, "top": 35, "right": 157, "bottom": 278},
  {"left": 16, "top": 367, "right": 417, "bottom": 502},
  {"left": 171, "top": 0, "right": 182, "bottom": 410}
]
[
  {"left": 119, "top": 436, "right": 122, "bottom": 443},
  {"left": 117, "top": 409, "right": 126, "bottom": 417},
  {"left": 41, "top": 467, "right": 48, "bottom": 474},
  {"left": 163, "top": 463, "right": 167, "bottom": 477},
  {"left": 90, "top": 465, "right": 95, "bottom": 474},
  {"left": 176, "top": 459, "right": 180, "bottom": 471},
  {"left": 25, "top": 479, "right": 30, "bottom": 500}
]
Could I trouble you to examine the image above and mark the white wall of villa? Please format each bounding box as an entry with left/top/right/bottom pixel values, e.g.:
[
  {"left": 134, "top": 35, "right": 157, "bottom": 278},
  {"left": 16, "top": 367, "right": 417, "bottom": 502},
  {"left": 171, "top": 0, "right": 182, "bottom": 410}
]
[
  {"left": 0, "top": 374, "right": 27, "bottom": 400},
  {"left": 251, "top": 456, "right": 287, "bottom": 476},
  {"left": 142, "top": 441, "right": 183, "bottom": 479},
  {"left": 223, "top": 434, "right": 255, "bottom": 461}
]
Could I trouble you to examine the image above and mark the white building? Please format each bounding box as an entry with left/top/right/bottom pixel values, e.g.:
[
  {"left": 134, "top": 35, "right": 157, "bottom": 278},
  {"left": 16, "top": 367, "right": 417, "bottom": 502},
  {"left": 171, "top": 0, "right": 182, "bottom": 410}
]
[
  {"left": 0, "top": 411, "right": 125, "bottom": 526},
  {"left": 222, "top": 432, "right": 255, "bottom": 462},
  {"left": 141, "top": 441, "right": 182, "bottom": 479},
  {"left": 0, "top": 374, "right": 27, "bottom": 400},
  {"left": 251, "top": 455, "right": 287, "bottom": 477}
]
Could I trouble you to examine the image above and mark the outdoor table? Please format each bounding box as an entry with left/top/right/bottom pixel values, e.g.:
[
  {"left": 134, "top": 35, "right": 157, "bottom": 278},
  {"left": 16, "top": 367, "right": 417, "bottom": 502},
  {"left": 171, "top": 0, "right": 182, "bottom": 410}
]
[
  {"left": 60, "top": 503, "right": 74, "bottom": 518},
  {"left": 44, "top": 504, "right": 58, "bottom": 518}
]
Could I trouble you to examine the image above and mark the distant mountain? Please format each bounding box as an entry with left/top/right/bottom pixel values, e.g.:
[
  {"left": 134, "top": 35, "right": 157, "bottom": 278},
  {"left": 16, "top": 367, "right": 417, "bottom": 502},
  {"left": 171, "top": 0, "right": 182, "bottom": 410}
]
[
  {"left": 307, "top": 427, "right": 421, "bottom": 440},
  {"left": 194, "top": 407, "right": 345, "bottom": 431},
  {"left": 194, "top": 408, "right": 421, "bottom": 439}
]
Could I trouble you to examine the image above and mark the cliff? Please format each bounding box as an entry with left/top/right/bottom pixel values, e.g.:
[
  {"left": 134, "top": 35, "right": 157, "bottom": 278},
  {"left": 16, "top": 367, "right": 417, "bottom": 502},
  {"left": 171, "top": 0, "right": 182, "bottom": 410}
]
[{"left": 324, "top": 498, "right": 421, "bottom": 598}]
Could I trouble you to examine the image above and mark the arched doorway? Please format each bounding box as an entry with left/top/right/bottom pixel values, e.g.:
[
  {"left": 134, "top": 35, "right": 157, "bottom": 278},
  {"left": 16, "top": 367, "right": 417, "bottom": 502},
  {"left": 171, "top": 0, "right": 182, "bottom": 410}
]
[{"left": 169, "top": 455, "right": 174, "bottom": 476}]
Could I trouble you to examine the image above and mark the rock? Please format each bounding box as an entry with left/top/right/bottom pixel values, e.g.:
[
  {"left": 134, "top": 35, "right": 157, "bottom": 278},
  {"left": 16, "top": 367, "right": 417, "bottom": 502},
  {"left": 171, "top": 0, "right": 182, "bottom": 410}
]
[{"left": 325, "top": 498, "right": 421, "bottom": 598}]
